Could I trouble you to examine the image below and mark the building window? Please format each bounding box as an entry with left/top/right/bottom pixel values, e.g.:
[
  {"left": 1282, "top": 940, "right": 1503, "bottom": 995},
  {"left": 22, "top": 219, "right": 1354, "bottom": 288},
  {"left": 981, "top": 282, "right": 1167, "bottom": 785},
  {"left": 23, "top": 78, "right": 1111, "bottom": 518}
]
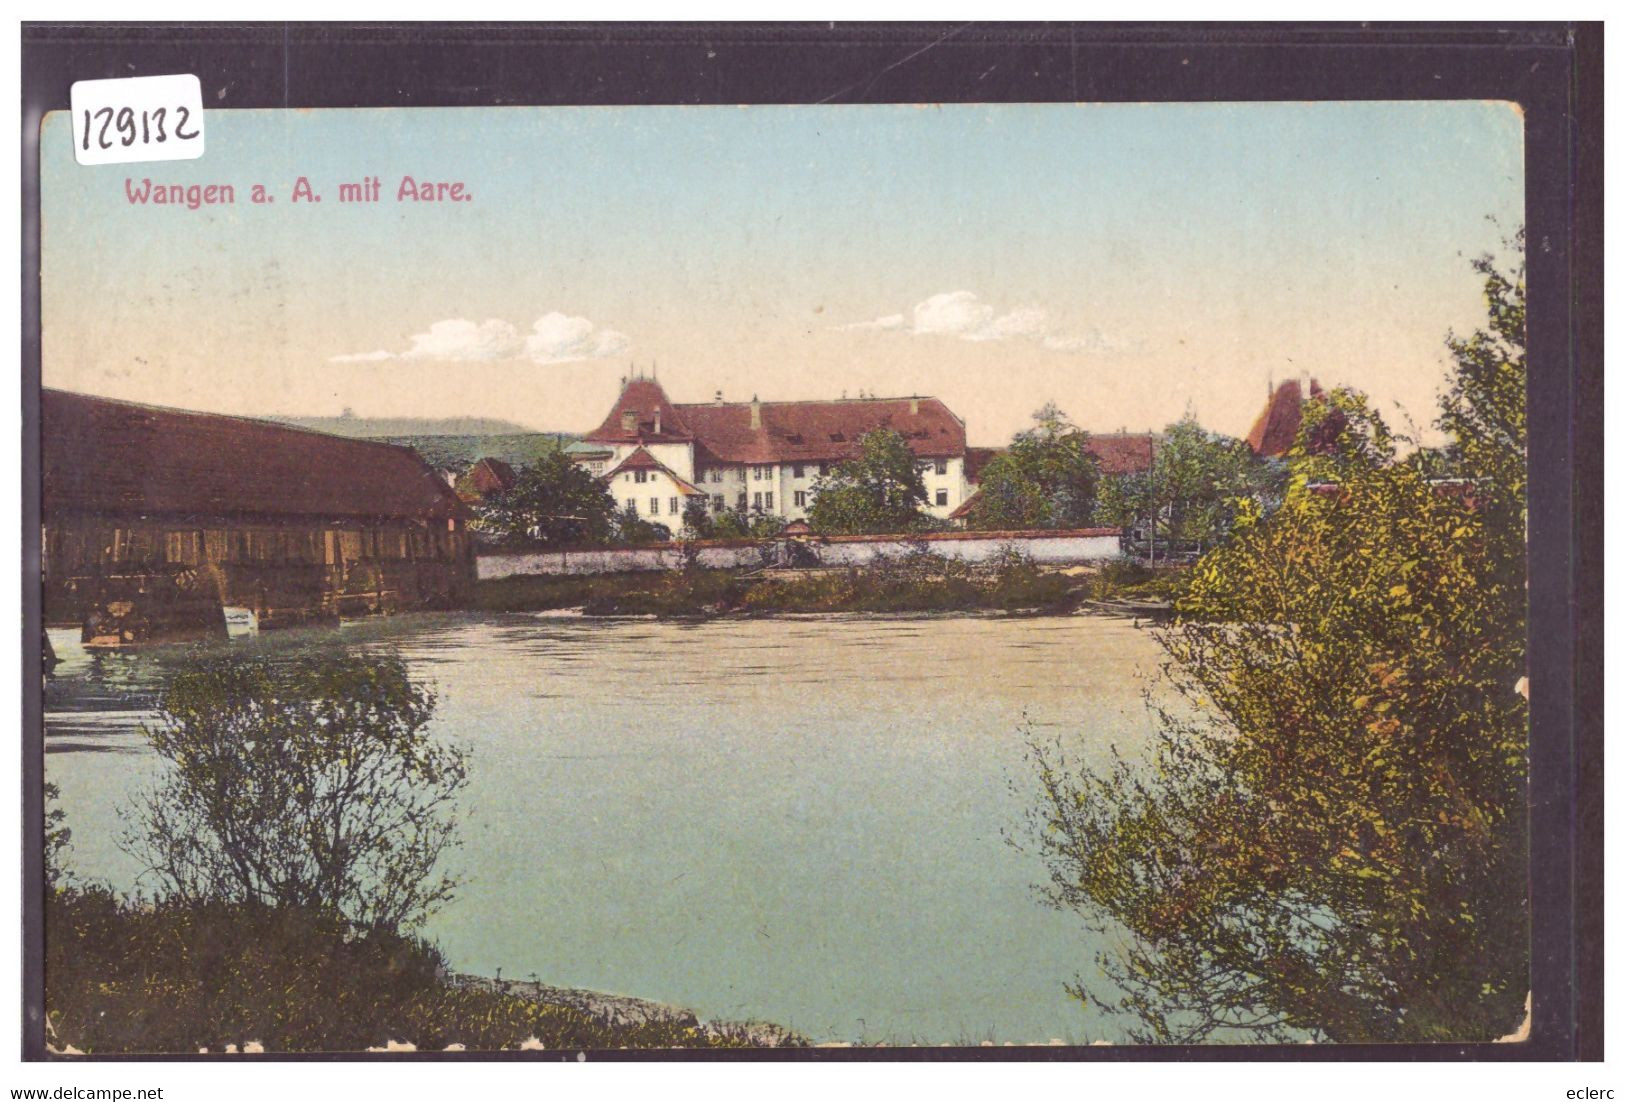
[
  {"left": 712, "top": 495, "right": 725, "bottom": 511},
  {"left": 752, "top": 466, "right": 763, "bottom": 481},
  {"left": 753, "top": 492, "right": 763, "bottom": 511},
  {"left": 764, "top": 492, "right": 774, "bottom": 511},
  {"left": 634, "top": 469, "right": 648, "bottom": 484},
  {"left": 588, "top": 460, "right": 604, "bottom": 474},
  {"left": 794, "top": 490, "right": 807, "bottom": 508},
  {"left": 627, "top": 498, "right": 638, "bottom": 514},
  {"left": 818, "top": 462, "right": 829, "bottom": 476},
  {"left": 669, "top": 497, "right": 679, "bottom": 515},
  {"left": 709, "top": 468, "right": 722, "bottom": 483},
  {"left": 936, "top": 489, "right": 949, "bottom": 506},
  {"left": 935, "top": 459, "right": 948, "bottom": 475},
  {"left": 792, "top": 463, "right": 804, "bottom": 479},
  {"left": 736, "top": 492, "right": 747, "bottom": 510},
  {"left": 650, "top": 497, "right": 660, "bottom": 516}
]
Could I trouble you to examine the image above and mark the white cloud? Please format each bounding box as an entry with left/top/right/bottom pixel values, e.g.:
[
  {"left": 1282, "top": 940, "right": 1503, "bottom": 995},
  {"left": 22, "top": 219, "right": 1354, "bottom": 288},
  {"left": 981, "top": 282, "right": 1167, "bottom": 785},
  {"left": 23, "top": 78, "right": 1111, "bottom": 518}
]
[
  {"left": 523, "top": 312, "right": 630, "bottom": 365},
  {"left": 840, "top": 291, "right": 1118, "bottom": 354},
  {"left": 837, "top": 313, "right": 907, "bottom": 332},
  {"left": 401, "top": 319, "right": 523, "bottom": 362},
  {"left": 331, "top": 313, "right": 629, "bottom": 365}
]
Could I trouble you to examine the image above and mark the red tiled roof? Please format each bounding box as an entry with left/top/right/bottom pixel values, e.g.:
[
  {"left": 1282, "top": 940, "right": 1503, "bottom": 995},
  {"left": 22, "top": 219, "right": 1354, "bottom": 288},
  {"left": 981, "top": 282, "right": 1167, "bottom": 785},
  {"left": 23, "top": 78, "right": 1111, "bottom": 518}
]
[
  {"left": 602, "top": 446, "right": 704, "bottom": 496},
  {"left": 583, "top": 379, "right": 966, "bottom": 464},
  {"left": 964, "top": 447, "right": 1003, "bottom": 483},
  {"left": 42, "top": 389, "right": 467, "bottom": 522},
  {"left": 949, "top": 490, "right": 982, "bottom": 520},
  {"left": 1088, "top": 433, "right": 1156, "bottom": 477},
  {"left": 1246, "top": 378, "right": 1323, "bottom": 457},
  {"left": 608, "top": 447, "right": 664, "bottom": 472},
  {"left": 679, "top": 396, "right": 966, "bottom": 465},
  {"left": 583, "top": 379, "right": 695, "bottom": 444},
  {"left": 467, "top": 457, "right": 516, "bottom": 495}
]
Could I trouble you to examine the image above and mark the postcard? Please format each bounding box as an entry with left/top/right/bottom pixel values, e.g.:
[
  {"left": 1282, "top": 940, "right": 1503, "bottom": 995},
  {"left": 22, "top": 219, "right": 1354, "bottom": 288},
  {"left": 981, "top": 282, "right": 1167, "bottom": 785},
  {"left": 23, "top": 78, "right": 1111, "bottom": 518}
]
[{"left": 35, "top": 96, "right": 1531, "bottom": 1054}]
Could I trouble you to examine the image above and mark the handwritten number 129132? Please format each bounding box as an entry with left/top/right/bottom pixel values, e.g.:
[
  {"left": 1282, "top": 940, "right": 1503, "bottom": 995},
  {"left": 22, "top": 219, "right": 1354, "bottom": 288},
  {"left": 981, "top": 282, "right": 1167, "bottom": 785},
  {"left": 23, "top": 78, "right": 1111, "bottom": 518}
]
[{"left": 81, "top": 105, "right": 200, "bottom": 152}]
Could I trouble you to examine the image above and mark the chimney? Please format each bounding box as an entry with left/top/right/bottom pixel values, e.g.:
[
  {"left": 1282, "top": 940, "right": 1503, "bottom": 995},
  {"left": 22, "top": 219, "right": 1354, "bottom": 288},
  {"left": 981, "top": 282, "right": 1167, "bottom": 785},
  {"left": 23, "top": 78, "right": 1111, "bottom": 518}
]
[
  {"left": 653, "top": 408, "right": 662, "bottom": 435},
  {"left": 750, "top": 396, "right": 761, "bottom": 430},
  {"left": 909, "top": 397, "right": 920, "bottom": 415},
  {"left": 714, "top": 389, "right": 724, "bottom": 405}
]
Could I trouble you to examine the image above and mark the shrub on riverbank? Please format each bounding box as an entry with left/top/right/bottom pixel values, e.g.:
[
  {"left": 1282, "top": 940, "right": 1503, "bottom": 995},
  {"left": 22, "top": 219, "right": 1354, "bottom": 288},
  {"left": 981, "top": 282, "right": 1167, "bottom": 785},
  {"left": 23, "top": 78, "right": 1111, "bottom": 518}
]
[
  {"left": 475, "top": 548, "right": 1103, "bottom": 617},
  {"left": 45, "top": 886, "right": 773, "bottom": 1052},
  {"left": 1086, "top": 560, "right": 1187, "bottom": 603}
]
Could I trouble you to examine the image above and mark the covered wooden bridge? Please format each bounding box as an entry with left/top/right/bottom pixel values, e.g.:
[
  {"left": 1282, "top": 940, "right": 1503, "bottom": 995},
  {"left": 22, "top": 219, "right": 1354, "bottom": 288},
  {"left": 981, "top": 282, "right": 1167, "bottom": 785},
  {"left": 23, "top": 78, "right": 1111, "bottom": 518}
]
[{"left": 42, "top": 388, "right": 475, "bottom": 647}]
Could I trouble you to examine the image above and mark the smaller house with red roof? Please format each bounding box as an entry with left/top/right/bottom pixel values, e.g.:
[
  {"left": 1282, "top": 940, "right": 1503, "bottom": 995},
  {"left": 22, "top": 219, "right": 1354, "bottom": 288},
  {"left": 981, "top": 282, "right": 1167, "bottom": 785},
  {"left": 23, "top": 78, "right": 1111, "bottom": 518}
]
[
  {"left": 454, "top": 457, "right": 518, "bottom": 504},
  {"left": 949, "top": 431, "right": 1157, "bottom": 527},
  {"left": 599, "top": 444, "right": 707, "bottom": 526}
]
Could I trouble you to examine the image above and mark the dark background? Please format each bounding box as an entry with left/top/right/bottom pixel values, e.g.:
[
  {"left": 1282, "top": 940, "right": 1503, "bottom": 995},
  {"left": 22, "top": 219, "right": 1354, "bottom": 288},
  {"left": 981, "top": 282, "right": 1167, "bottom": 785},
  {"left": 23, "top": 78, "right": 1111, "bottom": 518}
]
[{"left": 20, "top": 21, "right": 1603, "bottom": 1063}]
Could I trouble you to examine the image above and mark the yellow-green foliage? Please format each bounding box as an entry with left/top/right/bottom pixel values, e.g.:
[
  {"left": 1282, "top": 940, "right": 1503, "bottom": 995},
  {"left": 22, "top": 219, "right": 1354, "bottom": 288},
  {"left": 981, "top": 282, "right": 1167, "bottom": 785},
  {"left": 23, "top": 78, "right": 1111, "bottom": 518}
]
[{"left": 1027, "top": 243, "right": 1528, "bottom": 1043}]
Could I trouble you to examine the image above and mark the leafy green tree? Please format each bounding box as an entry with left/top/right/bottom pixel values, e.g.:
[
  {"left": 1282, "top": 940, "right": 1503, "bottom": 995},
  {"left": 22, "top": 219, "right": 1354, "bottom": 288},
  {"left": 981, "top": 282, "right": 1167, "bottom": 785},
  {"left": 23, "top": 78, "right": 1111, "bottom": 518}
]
[
  {"left": 479, "top": 451, "right": 618, "bottom": 548},
  {"left": 1026, "top": 243, "right": 1528, "bottom": 1043},
  {"left": 709, "top": 509, "right": 752, "bottom": 540},
  {"left": 613, "top": 502, "right": 669, "bottom": 545},
  {"left": 807, "top": 428, "right": 932, "bottom": 535},
  {"left": 122, "top": 656, "right": 468, "bottom": 933},
  {"left": 1094, "top": 417, "right": 1270, "bottom": 557},
  {"left": 969, "top": 403, "right": 1102, "bottom": 530},
  {"left": 45, "top": 782, "right": 72, "bottom": 894},
  {"left": 1150, "top": 415, "right": 1270, "bottom": 551},
  {"left": 1439, "top": 225, "right": 1527, "bottom": 563},
  {"left": 680, "top": 497, "right": 715, "bottom": 539},
  {"left": 748, "top": 512, "right": 786, "bottom": 539},
  {"left": 1092, "top": 469, "right": 1151, "bottom": 533}
]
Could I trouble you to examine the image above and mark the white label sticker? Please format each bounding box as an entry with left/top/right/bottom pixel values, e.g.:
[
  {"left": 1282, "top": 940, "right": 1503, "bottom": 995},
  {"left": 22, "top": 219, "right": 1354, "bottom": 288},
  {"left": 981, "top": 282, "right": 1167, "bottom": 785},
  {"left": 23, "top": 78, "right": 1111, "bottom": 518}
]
[{"left": 69, "top": 74, "right": 205, "bottom": 166}]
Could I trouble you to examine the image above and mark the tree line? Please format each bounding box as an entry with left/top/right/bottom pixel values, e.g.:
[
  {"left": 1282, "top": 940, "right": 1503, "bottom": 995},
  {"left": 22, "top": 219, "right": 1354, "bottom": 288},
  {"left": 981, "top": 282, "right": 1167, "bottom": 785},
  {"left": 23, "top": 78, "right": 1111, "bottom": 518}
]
[{"left": 475, "top": 403, "right": 1285, "bottom": 552}]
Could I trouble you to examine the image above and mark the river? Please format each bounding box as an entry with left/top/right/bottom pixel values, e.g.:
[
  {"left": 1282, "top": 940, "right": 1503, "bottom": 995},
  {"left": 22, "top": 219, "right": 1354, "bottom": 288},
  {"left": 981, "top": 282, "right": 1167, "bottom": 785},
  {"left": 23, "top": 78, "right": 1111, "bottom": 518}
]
[{"left": 44, "top": 611, "right": 1171, "bottom": 1045}]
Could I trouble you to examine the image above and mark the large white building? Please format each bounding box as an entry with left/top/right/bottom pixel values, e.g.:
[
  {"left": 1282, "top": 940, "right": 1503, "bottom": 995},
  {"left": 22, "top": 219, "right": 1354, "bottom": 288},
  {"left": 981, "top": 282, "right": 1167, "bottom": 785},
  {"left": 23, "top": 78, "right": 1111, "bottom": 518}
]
[{"left": 573, "top": 378, "right": 974, "bottom": 528}]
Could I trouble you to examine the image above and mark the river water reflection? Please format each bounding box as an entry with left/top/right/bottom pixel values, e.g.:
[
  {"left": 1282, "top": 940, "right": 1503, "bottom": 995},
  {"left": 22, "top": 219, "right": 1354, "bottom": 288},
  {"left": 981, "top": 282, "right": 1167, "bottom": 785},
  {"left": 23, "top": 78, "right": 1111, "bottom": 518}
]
[{"left": 44, "top": 611, "right": 1168, "bottom": 1044}]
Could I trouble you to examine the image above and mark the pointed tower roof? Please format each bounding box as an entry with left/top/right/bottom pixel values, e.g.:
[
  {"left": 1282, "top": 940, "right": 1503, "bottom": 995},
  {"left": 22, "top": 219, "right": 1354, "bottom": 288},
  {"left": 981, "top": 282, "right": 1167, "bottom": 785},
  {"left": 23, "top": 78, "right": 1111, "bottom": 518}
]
[
  {"left": 583, "top": 378, "right": 694, "bottom": 444},
  {"left": 1246, "top": 378, "right": 1310, "bottom": 457}
]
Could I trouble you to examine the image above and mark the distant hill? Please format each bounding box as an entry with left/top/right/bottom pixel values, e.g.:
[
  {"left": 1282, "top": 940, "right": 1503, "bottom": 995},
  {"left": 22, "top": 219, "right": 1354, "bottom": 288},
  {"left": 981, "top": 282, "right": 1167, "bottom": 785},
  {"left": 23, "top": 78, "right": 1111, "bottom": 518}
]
[
  {"left": 270, "top": 415, "right": 578, "bottom": 473},
  {"left": 277, "top": 414, "right": 542, "bottom": 438},
  {"left": 381, "top": 433, "right": 575, "bottom": 473}
]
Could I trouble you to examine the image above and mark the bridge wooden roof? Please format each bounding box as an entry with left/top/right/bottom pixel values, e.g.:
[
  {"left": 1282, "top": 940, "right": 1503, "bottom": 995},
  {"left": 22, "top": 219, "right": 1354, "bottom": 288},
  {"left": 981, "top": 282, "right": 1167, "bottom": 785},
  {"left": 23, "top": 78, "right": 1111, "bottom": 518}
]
[{"left": 42, "top": 388, "right": 467, "bottom": 523}]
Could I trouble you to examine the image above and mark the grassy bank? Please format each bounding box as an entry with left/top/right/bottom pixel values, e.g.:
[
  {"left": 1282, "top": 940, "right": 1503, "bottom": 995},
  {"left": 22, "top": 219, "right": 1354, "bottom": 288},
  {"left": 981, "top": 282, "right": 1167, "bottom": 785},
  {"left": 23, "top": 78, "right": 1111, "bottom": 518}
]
[
  {"left": 475, "top": 554, "right": 1189, "bottom": 618},
  {"left": 46, "top": 887, "right": 799, "bottom": 1053}
]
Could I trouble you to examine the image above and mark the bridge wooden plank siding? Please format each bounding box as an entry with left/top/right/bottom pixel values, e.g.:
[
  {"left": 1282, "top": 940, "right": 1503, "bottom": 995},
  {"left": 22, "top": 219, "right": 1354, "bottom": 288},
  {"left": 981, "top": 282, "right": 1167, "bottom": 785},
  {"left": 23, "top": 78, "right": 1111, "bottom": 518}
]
[{"left": 41, "top": 389, "right": 475, "bottom": 647}]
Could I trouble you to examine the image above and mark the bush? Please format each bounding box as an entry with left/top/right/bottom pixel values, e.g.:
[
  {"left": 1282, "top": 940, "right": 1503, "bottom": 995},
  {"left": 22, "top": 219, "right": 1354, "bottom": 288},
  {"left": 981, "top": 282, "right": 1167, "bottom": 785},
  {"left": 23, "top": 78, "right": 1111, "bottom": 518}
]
[
  {"left": 1087, "top": 559, "right": 1187, "bottom": 602},
  {"left": 45, "top": 782, "right": 71, "bottom": 894},
  {"left": 982, "top": 546, "right": 1070, "bottom": 610},
  {"left": 122, "top": 655, "right": 467, "bottom": 933},
  {"left": 45, "top": 888, "right": 772, "bottom": 1053},
  {"left": 1026, "top": 243, "right": 1529, "bottom": 1043}
]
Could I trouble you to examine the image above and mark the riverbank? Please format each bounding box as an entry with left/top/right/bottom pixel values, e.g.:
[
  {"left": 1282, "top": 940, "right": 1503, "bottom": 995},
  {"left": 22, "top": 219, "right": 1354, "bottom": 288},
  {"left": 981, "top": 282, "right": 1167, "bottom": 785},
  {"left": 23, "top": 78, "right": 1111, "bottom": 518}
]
[
  {"left": 45, "top": 887, "right": 803, "bottom": 1053},
  {"left": 473, "top": 558, "right": 1187, "bottom": 618}
]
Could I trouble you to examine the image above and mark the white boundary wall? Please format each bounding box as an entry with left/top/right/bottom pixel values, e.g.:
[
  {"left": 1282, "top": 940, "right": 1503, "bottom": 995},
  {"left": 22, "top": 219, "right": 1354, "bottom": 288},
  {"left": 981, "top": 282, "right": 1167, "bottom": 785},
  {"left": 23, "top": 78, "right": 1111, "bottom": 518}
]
[{"left": 478, "top": 529, "right": 1123, "bottom": 580}]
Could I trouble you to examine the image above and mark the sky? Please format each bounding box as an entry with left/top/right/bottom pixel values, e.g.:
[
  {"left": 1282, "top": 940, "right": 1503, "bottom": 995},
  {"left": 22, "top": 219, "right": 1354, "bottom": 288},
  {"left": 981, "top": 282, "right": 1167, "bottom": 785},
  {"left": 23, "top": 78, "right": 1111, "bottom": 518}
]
[{"left": 40, "top": 102, "right": 1523, "bottom": 446}]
